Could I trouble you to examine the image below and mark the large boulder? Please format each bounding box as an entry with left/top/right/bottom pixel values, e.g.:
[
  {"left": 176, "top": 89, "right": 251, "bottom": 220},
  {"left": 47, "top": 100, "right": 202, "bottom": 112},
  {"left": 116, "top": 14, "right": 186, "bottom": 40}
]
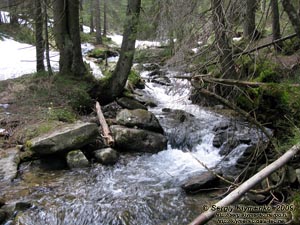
[
  {"left": 110, "top": 125, "right": 167, "bottom": 153},
  {"left": 94, "top": 148, "right": 119, "bottom": 165},
  {"left": 116, "top": 97, "right": 147, "bottom": 110},
  {"left": 66, "top": 150, "right": 89, "bottom": 168},
  {"left": 116, "top": 109, "right": 164, "bottom": 133},
  {"left": 0, "top": 148, "right": 20, "bottom": 182},
  {"left": 25, "top": 122, "right": 98, "bottom": 155}
]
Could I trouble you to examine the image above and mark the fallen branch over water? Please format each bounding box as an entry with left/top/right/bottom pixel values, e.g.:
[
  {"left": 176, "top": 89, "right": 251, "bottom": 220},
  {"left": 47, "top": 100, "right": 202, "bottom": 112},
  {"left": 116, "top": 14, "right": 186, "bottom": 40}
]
[
  {"left": 201, "top": 77, "right": 300, "bottom": 88},
  {"left": 96, "top": 101, "right": 114, "bottom": 146},
  {"left": 173, "top": 75, "right": 300, "bottom": 88},
  {"left": 188, "top": 143, "right": 300, "bottom": 225}
]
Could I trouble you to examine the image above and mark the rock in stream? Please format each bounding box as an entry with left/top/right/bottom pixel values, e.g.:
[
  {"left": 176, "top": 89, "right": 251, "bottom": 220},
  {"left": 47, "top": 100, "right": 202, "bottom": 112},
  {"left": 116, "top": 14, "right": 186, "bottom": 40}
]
[{"left": 24, "top": 121, "right": 98, "bottom": 156}]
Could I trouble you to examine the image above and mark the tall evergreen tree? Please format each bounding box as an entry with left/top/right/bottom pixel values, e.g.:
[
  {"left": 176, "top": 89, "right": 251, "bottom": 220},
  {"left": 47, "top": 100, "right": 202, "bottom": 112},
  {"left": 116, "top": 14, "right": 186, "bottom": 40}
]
[
  {"left": 94, "top": 0, "right": 141, "bottom": 103},
  {"left": 243, "top": 0, "right": 257, "bottom": 39},
  {"left": 103, "top": 0, "right": 107, "bottom": 37},
  {"left": 95, "top": 0, "right": 102, "bottom": 44},
  {"left": 53, "top": 0, "right": 86, "bottom": 76},
  {"left": 35, "top": 0, "right": 45, "bottom": 72},
  {"left": 271, "top": 0, "right": 282, "bottom": 52},
  {"left": 282, "top": 0, "right": 300, "bottom": 38}
]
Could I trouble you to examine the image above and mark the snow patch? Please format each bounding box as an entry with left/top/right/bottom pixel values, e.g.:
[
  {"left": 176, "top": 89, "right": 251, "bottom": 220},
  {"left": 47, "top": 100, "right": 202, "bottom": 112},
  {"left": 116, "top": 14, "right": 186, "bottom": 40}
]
[
  {"left": 0, "top": 37, "right": 59, "bottom": 80},
  {"left": 233, "top": 37, "right": 243, "bottom": 42},
  {"left": 108, "top": 34, "right": 163, "bottom": 49}
]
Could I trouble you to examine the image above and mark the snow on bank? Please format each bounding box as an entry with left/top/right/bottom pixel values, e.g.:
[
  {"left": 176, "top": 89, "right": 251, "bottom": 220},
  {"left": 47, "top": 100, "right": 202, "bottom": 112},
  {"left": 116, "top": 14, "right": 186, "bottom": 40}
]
[
  {"left": 108, "top": 34, "right": 162, "bottom": 49},
  {"left": 0, "top": 37, "right": 59, "bottom": 80},
  {"left": 0, "top": 37, "right": 103, "bottom": 80}
]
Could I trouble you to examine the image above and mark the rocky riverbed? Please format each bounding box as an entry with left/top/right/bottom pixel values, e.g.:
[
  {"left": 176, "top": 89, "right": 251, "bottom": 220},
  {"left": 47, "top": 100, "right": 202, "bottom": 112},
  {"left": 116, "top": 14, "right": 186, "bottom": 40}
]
[{"left": 0, "top": 65, "right": 286, "bottom": 225}]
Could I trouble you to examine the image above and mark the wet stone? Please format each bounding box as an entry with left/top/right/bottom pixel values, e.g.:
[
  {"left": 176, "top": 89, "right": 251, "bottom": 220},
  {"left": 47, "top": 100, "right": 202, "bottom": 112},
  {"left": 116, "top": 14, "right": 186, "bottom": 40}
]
[
  {"left": 116, "top": 109, "right": 164, "bottom": 133},
  {"left": 182, "top": 172, "right": 219, "bottom": 194},
  {"left": 94, "top": 148, "right": 119, "bottom": 165},
  {"left": 0, "top": 210, "right": 6, "bottom": 224},
  {"left": 66, "top": 150, "right": 90, "bottom": 169},
  {"left": 116, "top": 97, "right": 147, "bottom": 110},
  {"left": 15, "top": 202, "right": 32, "bottom": 211}
]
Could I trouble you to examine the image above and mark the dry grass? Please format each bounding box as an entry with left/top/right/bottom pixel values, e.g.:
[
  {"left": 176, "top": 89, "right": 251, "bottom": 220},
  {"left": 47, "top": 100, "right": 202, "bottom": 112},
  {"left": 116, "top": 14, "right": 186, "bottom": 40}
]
[{"left": 0, "top": 73, "right": 94, "bottom": 147}]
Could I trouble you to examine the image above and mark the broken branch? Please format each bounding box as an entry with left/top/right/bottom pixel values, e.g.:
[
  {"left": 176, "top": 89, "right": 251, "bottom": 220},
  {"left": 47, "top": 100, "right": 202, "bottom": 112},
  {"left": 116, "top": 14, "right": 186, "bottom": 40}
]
[
  {"left": 95, "top": 101, "right": 114, "bottom": 147},
  {"left": 189, "top": 143, "right": 300, "bottom": 225}
]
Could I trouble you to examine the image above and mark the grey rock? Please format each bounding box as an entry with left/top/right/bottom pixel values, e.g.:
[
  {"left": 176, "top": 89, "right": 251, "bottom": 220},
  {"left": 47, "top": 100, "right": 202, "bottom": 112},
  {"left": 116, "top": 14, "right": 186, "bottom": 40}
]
[
  {"left": 111, "top": 125, "right": 167, "bottom": 153},
  {"left": 296, "top": 168, "right": 300, "bottom": 183},
  {"left": 116, "top": 109, "right": 163, "bottom": 133},
  {"left": 102, "top": 101, "right": 123, "bottom": 119},
  {"left": 0, "top": 210, "right": 6, "bottom": 224},
  {"left": 219, "top": 138, "right": 239, "bottom": 155},
  {"left": 148, "top": 69, "right": 167, "bottom": 77},
  {"left": 15, "top": 202, "right": 32, "bottom": 211},
  {"left": 94, "top": 148, "right": 119, "bottom": 165},
  {"left": 182, "top": 172, "right": 219, "bottom": 194},
  {"left": 0, "top": 198, "right": 4, "bottom": 207},
  {"left": 151, "top": 76, "right": 172, "bottom": 86},
  {"left": 25, "top": 122, "right": 98, "bottom": 155},
  {"left": 287, "top": 166, "right": 297, "bottom": 183},
  {"left": 142, "top": 63, "right": 160, "bottom": 71},
  {"left": 0, "top": 148, "right": 20, "bottom": 182},
  {"left": 66, "top": 150, "right": 89, "bottom": 169},
  {"left": 116, "top": 97, "right": 147, "bottom": 110},
  {"left": 159, "top": 109, "right": 204, "bottom": 150}
]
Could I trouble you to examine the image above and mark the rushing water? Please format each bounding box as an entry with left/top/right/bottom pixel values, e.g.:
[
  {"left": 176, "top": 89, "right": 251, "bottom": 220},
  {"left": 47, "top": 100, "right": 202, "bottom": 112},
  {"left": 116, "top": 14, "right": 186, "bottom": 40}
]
[{"left": 1, "top": 69, "right": 259, "bottom": 225}]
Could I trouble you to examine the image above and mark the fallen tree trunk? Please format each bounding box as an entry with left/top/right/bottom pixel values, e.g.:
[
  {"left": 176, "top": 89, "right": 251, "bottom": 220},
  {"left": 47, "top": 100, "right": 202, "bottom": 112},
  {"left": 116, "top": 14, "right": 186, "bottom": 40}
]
[
  {"left": 186, "top": 33, "right": 298, "bottom": 73},
  {"left": 201, "top": 77, "right": 300, "bottom": 88},
  {"left": 174, "top": 75, "right": 300, "bottom": 88},
  {"left": 234, "top": 33, "right": 297, "bottom": 57},
  {"left": 188, "top": 143, "right": 300, "bottom": 225},
  {"left": 95, "top": 101, "right": 114, "bottom": 146}
]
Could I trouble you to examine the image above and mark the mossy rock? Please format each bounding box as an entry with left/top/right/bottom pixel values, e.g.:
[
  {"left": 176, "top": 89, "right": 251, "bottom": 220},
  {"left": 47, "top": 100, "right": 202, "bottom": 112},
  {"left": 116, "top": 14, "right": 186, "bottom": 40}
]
[
  {"left": 94, "top": 148, "right": 119, "bottom": 165},
  {"left": 24, "top": 122, "right": 98, "bottom": 155},
  {"left": 14, "top": 121, "right": 63, "bottom": 144},
  {"left": 110, "top": 125, "right": 167, "bottom": 153},
  {"left": 116, "top": 109, "right": 163, "bottom": 133},
  {"left": 66, "top": 150, "right": 89, "bottom": 168},
  {"left": 88, "top": 48, "right": 118, "bottom": 59}
]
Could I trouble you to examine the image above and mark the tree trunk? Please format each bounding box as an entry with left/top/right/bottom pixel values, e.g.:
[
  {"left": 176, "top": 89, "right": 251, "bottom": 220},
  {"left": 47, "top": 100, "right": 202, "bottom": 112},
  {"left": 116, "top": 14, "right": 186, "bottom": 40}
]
[
  {"left": 9, "top": 0, "right": 18, "bottom": 25},
  {"left": 261, "top": 0, "right": 267, "bottom": 13},
  {"left": 35, "top": 0, "right": 45, "bottom": 73},
  {"left": 44, "top": 0, "right": 52, "bottom": 75},
  {"left": 79, "top": 0, "right": 84, "bottom": 32},
  {"left": 108, "top": 0, "right": 141, "bottom": 98},
  {"left": 282, "top": 0, "right": 300, "bottom": 38},
  {"left": 271, "top": 0, "right": 282, "bottom": 52},
  {"left": 53, "top": 0, "right": 86, "bottom": 76},
  {"left": 95, "top": 0, "right": 102, "bottom": 44},
  {"left": 212, "top": 0, "right": 236, "bottom": 80},
  {"left": 93, "top": 0, "right": 141, "bottom": 104},
  {"left": 243, "top": 0, "right": 257, "bottom": 39},
  {"left": 90, "top": 0, "right": 95, "bottom": 33},
  {"left": 103, "top": 0, "right": 107, "bottom": 37}
]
